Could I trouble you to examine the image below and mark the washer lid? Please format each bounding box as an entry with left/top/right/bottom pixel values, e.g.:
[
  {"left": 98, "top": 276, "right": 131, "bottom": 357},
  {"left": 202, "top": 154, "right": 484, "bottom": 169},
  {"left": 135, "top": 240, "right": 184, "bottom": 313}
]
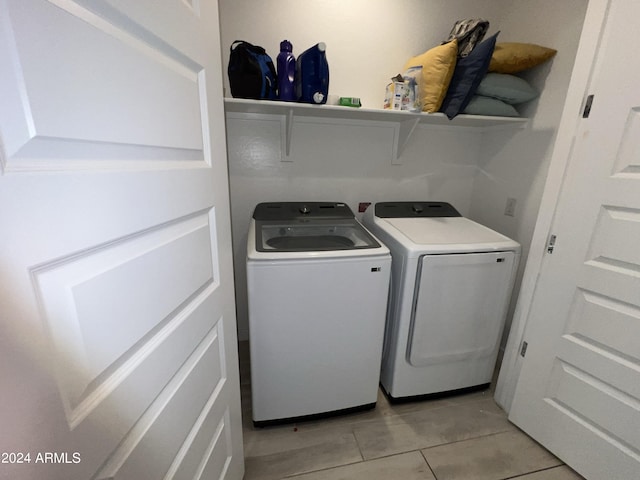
[
  {"left": 256, "top": 219, "right": 381, "bottom": 252},
  {"left": 252, "top": 202, "right": 382, "bottom": 252},
  {"left": 383, "top": 216, "right": 515, "bottom": 246}
]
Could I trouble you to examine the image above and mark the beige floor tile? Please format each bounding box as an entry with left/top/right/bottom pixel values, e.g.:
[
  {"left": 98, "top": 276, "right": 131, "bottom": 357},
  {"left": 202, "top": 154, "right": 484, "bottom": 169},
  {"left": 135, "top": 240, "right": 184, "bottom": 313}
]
[
  {"left": 513, "top": 465, "right": 586, "bottom": 480},
  {"left": 297, "top": 389, "right": 456, "bottom": 432},
  {"left": 241, "top": 385, "right": 456, "bottom": 446},
  {"left": 378, "top": 390, "right": 458, "bottom": 417},
  {"left": 244, "top": 421, "right": 355, "bottom": 458},
  {"left": 353, "top": 398, "right": 514, "bottom": 459},
  {"left": 285, "top": 451, "right": 436, "bottom": 480},
  {"left": 241, "top": 389, "right": 381, "bottom": 457},
  {"left": 444, "top": 388, "right": 495, "bottom": 405},
  {"left": 422, "top": 430, "right": 563, "bottom": 480},
  {"left": 243, "top": 432, "right": 362, "bottom": 480}
]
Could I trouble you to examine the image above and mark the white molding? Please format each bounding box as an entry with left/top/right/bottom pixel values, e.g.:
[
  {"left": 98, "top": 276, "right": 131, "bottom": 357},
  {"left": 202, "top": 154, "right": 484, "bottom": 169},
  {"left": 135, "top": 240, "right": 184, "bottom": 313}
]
[{"left": 224, "top": 98, "right": 526, "bottom": 164}]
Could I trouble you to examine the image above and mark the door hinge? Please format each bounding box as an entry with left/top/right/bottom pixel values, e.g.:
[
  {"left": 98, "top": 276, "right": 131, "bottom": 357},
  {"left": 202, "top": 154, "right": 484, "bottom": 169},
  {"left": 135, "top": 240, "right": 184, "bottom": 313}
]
[
  {"left": 582, "top": 94, "right": 594, "bottom": 118},
  {"left": 520, "top": 341, "right": 528, "bottom": 358},
  {"left": 546, "top": 234, "right": 557, "bottom": 254}
]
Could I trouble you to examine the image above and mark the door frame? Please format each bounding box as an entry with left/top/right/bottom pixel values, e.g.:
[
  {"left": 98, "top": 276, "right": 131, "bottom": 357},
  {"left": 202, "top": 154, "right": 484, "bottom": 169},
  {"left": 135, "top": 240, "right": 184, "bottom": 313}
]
[{"left": 494, "top": 0, "right": 611, "bottom": 412}]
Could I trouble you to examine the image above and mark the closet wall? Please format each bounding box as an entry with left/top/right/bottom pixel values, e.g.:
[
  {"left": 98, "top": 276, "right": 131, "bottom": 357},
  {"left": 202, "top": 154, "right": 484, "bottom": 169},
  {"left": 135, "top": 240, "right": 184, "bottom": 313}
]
[
  {"left": 468, "top": 1, "right": 588, "bottom": 335},
  {"left": 219, "top": 0, "right": 588, "bottom": 341}
]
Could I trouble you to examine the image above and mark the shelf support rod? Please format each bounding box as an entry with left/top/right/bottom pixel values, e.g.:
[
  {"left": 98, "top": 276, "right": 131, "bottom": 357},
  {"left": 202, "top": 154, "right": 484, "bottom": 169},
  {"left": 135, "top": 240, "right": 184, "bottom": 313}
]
[
  {"left": 283, "top": 108, "right": 294, "bottom": 160},
  {"left": 392, "top": 117, "right": 421, "bottom": 164}
]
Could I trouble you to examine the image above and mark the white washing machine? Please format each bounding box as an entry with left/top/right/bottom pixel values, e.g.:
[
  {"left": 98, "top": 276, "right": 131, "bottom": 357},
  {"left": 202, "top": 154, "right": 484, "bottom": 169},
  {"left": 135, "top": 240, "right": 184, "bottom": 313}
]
[
  {"left": 247, "top": 202, "right": 391, "bottom": 426},
  {"left": 363, "top": 202, "right": 520, "bottom": 401}
]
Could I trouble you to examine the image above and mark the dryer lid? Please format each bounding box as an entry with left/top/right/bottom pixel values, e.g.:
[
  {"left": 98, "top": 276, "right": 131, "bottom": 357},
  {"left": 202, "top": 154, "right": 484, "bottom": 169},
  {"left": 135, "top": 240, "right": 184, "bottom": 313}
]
[{"left": 384, "top": 216, "right": 515, "bottom": 246}]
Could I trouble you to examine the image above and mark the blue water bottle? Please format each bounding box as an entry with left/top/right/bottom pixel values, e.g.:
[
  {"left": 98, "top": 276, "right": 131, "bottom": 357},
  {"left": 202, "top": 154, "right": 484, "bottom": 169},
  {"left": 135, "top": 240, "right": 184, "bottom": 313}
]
[{"left": 277, "top": 40, "right": 296, "bottom": 102}]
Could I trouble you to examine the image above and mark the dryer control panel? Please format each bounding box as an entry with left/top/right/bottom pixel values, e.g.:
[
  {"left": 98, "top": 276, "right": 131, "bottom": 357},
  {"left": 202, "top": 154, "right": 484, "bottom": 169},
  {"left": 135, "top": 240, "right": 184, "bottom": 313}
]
[{"left": 375, "top": 202, "right": 462, "bottom": 218}]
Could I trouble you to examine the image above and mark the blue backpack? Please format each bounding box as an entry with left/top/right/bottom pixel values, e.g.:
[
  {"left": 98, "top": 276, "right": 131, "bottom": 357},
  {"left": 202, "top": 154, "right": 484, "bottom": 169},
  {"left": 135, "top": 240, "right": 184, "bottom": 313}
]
[{"left": 228, "top": 40, "right": 277, "bottom": 100}]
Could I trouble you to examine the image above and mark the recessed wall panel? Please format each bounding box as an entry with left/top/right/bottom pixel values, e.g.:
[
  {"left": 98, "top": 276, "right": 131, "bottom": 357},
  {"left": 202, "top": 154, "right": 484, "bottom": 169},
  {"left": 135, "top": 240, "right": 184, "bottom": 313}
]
[
  {"left": 2, "top": 0, "right": 207, "bottom": 170},
  {"left": 587, "top": 206, "right": 640, "bottom": 268},
  {"left": 197, "top": 412, "right": 233, "bottom": 480},
  {"left": 613, "top": 107, "right": 640, "bottom": 176},
  {"left": 565, "top": 290, "right": 640, "bottom": 364},
  {"left": 547, "top": 361, "right": 640, "bottom": 453},
  {"left": 73, "top": 226, "right": 213, "bottom": 378},
  {"left": 34, "top": 214, "right": 214, "bottom": 411},
  {"left": 98, "top": 323, "right": 224, "bottom": 480},
  {"left": 27, "top": 286, "right": 222, "bottom": 476}
]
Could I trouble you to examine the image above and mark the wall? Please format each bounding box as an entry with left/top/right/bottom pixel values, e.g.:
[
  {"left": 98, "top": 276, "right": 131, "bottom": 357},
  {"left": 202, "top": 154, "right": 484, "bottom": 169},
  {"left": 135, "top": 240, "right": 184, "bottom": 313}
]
[
  {"left": 226, "top": 119, "right": 489, "bottom": 340},
  {"left": 219, "top": 0, "right": 506, "bottom": 108},
  {"left": 468, "top": 0, "right": 588, "bottom": 345},
  {"left": 494, "top": 0, "right": 609, "bottom": 412},
  {"left": 219, "top": 0, "right": 587, "bottom": 341}
]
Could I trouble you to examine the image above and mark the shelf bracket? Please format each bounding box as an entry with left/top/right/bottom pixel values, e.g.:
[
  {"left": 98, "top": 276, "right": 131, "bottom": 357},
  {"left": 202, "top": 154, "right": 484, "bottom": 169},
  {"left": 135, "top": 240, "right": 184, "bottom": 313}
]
[
  {"left": 392, "top": 117, "right": 420, "bottom": 164},
  {"left": 283, "top": 108, "right": 294, "bottom": 161}
]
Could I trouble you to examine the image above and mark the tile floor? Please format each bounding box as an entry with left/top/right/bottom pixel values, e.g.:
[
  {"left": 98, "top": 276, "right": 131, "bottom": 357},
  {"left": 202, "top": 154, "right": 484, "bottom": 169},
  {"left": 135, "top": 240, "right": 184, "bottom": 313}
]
[{"left": 238, "top": 342, "right": 585, "bottom": 480}]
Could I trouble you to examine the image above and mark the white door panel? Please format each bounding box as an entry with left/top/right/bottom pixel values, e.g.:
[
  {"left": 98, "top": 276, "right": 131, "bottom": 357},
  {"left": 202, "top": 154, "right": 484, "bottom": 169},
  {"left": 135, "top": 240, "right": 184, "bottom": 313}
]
[
  {"left": 510, "top": 1, "right": 640, "bottom": 478},
  {"left": 8, "top": 2, "right": 203, "bottom": 150},
  {"left": 0, "top": 1, "right": 243, "bottom": 479},
  {"left": 1, "top": 0, "right": 207, "bottom": 170}
]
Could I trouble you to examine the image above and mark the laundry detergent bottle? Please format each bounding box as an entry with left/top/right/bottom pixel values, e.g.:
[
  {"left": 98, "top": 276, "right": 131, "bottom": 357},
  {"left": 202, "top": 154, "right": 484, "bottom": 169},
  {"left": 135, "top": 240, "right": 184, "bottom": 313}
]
[
  {"left": 296, "top": 42, "right": 329, "bottom": 104},
  {"left": 277, "top": 40, "right": 296, "bottom": 102}
]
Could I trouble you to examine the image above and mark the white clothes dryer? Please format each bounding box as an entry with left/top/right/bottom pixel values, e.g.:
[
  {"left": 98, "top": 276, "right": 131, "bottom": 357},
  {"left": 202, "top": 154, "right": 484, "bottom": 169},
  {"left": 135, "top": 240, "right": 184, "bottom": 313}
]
[
  {"left": 363, "top": 202, "right": 520, "bottom": 401},
  {"left": 247, "top": 202, "right": 391, "bottom": 426}
]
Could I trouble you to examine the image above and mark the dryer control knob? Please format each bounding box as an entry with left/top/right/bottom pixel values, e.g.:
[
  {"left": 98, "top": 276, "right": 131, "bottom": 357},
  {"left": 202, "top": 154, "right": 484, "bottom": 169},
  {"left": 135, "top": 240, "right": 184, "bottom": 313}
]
[
  {"left": 299, "top": 205, "right": 311, "bottom": 214},
  {"left": 412, "top": 204, "right": 424, "bottom": 214}
]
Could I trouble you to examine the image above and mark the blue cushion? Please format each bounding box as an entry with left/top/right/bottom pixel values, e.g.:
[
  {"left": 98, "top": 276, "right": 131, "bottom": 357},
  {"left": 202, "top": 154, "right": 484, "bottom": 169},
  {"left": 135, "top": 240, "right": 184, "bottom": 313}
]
[
  {"left": 440, "top": 32, "right": 499, "bottom": 119},
  {"left": 477, "top": 73, "right": 538, "bottom": 104},
  {"left": 463, "top": 95, "right": 520, "bottom": 117}
]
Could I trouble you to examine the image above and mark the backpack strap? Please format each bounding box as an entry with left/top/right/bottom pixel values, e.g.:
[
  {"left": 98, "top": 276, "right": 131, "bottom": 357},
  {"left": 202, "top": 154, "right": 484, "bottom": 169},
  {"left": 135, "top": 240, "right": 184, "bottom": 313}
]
[
  {"left": 231, "top": 40, "right": 269, "bottom": 56},
  {"left": 230, "top": 40, "right": 246, "bottom": 52}
]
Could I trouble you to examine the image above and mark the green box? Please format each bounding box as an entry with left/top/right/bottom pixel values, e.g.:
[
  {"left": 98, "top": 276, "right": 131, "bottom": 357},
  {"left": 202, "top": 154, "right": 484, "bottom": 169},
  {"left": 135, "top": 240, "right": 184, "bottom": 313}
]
[{"left": 338, "top": 97, "right": 362, "bottom": 108}]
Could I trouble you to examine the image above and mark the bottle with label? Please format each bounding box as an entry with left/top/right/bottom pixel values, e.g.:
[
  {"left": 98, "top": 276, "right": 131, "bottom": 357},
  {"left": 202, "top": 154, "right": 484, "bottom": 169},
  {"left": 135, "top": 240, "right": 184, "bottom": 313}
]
[
  {"left": 296, "top": 42, "right": 329, "bottom": 104},
  {"left": 277, "top": 40, "right": 296, "bottom": 102}
]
